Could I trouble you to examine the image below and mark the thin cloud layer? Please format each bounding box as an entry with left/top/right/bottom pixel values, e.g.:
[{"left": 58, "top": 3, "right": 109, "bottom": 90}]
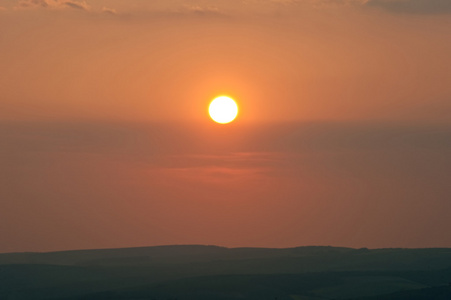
[
  {"left": 101, "top": 6, "right": 116, "bottom": 15},
  {"left": 17, "top": 0, "right": 90, "bottom": 11},
  {"left": 11, "top": 0, "right": 230, "bottom": 17},
  {"left": 366, "top": 0, "right": 451, "bottom": 14},
  {"left": 10, "top": 0, "right": 451, "bottom": 16},
  {"left": 177, "top": 5, "right": 227, "bottom": 17},
  {"left": 1, "top": 121, "right": 451, "bottom": 251}
]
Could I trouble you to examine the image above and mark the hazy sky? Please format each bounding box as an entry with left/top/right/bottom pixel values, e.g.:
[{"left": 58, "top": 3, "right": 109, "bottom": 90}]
[{"left": 0, "top": 0, "right": 450, "bottom": 252}]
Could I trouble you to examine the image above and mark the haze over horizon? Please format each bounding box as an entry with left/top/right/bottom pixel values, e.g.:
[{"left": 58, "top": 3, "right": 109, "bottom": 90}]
[{"left": 0, "top": 0, "right": 450, "bottom": 254}]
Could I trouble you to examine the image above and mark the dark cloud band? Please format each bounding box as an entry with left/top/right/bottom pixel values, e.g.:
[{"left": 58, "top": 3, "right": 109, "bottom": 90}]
[{"left": 366, "top": 0, "right": 451, "bottom": 14}]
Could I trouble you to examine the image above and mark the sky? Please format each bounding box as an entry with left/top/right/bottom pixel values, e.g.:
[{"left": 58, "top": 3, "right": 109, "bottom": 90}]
[{"left": 0, "top": 0, "right": 450, "bottom": 253}]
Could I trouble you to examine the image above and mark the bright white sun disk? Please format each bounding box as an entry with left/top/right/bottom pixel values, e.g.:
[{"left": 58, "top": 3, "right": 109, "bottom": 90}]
[{"left": 209, "top": 96, "right": 238, "bottom": 124}]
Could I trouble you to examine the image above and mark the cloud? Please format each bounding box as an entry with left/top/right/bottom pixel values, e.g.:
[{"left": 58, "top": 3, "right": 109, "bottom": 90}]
[
  {"left": 269, "top": 0, "right": 300, "bottom": 4},
  {"left": 63, "top": 0, "right": 89, "bottom": 11},
  {"left": 14, "top": 1, "right": 227, "bottom": 18},
  {"left": 17, "top": 0, "right": 90, "bottom": 11},
  {"left": 289, "top": 0, "right": 451, "bottom": 13},
  {"left": 101, "top": 6, "right": 117, "bottom": 15},
  {"left": 365, "top": 0, "right": 451, "bottom": 14},
  {"left": 182, "top": 5, "right": 224, "bottom": 16},
  {"left": 303, "top": 0, "right": 368, "bottom": 7}
]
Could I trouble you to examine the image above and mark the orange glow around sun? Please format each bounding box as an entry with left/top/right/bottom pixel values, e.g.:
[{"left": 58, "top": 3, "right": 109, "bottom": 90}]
[{"left": 209, "top": 96, "right": 239, "bottom": 124}]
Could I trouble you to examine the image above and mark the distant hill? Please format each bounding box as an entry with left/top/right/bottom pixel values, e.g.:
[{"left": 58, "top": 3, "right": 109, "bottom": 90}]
[{"left": 1, "top": 245, "right": 451, "bottom": 300}]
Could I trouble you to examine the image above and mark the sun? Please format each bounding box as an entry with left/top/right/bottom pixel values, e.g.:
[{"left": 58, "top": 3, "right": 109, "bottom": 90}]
[{"left": 209, "top": 96, "right": 239, "bottom": 124}]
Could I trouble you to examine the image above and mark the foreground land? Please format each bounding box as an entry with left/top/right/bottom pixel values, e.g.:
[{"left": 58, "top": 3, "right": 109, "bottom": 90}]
[{"left": 1, "top": 245, "right": 451, "bottom": 299}]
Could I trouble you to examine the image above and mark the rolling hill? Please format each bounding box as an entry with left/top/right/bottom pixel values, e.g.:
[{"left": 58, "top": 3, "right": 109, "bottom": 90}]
[{"left": 1, "top": 245, "right": 451, "bottom": 299}]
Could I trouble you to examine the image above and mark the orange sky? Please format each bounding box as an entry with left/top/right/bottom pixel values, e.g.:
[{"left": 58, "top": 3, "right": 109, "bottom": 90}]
[
  {"left": 1, "top": 0, "right": 451, "bottom": 123},
  {"left": 0, "top": 0, "right": 451, "bottom": 252}
]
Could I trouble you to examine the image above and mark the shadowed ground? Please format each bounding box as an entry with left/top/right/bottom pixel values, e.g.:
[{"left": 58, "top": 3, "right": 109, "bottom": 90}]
[{"left": 1, "top": 245, "right": 451, "bottom": 299}]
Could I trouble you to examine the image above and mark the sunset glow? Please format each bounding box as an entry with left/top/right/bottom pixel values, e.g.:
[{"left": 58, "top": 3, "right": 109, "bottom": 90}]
[{"left": 0, "top": 0, "right": 450, "bottom": 254}]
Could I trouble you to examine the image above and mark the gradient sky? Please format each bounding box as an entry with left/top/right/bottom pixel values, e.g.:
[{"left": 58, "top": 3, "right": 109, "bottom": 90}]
[{"left": 0, "top": 0, "right": 450, "bottom": 253}]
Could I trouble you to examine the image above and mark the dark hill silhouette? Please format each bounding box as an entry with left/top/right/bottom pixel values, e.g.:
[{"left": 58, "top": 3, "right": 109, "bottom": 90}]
[
  {"left": 1, "top": 245, "right": 451, "bottom": 300},
  {"left": 2, "top": 245, "right": 451, "bottom": 271},
  {"left": 0, "top": 245, "right": 356, "bottom": 266}
]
